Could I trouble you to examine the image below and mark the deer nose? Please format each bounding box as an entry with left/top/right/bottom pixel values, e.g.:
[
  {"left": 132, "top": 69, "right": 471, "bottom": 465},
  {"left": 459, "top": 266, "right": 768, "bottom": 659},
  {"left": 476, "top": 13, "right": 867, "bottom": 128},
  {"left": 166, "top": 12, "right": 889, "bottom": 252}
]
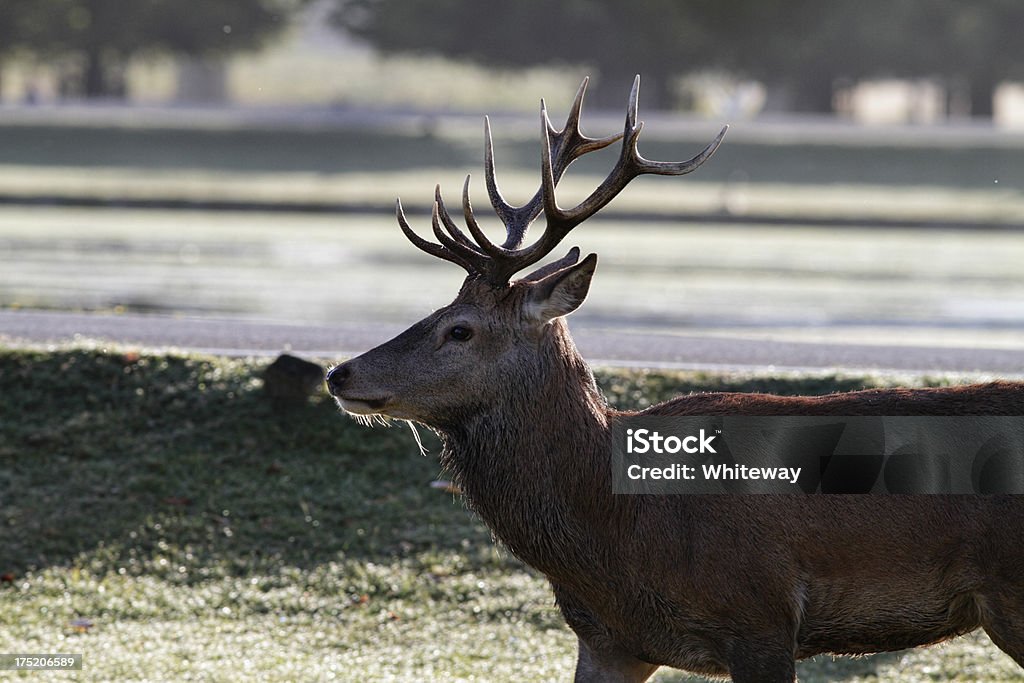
[{"left": 326, "top": 363, "right": 351, "bottom": 396}]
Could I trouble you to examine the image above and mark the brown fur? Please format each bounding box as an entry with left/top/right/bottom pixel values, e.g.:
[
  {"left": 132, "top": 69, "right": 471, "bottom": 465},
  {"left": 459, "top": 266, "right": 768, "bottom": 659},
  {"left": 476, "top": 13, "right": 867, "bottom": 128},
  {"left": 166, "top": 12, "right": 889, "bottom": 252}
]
[
  {"left": 328, "top": 275, "right": 1024, "bottom": 682},
  {"left": 652, "top": 381, "right": 1024, "bottom": 416}
]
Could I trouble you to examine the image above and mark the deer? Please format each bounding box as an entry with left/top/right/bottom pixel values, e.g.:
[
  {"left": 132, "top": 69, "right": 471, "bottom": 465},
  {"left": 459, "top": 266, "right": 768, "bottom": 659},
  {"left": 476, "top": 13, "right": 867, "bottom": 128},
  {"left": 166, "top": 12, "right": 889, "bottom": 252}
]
[{"left": 326, "top": 76, "right": 1024, "bottom": 682}]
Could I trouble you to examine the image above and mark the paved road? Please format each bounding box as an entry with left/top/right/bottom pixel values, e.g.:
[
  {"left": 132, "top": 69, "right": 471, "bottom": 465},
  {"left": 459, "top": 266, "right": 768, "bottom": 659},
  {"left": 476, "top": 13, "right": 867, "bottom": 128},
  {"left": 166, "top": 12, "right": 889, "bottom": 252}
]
[{"left": 3, "top": 309, "right": 1023, "bottom": 377}]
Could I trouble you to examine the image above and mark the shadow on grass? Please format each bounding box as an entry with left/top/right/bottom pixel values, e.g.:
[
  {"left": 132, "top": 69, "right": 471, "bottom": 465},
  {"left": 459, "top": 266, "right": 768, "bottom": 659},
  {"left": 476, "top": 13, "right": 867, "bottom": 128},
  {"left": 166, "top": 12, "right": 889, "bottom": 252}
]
[
  {"left": 0, "top": 347, "right": 489, "bottom": 578},
  {"left": 0, "top": 346, "right": 925, "bottom": 579}
]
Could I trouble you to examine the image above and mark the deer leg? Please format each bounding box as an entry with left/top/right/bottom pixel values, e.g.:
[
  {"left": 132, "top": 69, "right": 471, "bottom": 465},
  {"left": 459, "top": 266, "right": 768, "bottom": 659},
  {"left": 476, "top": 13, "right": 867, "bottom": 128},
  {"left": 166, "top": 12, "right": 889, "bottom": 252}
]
[
  {"left": 572, "top": 638, "right": 659, "bottom": 683},
  {"left": 726, "top": 641, "right": 797, "bottom": 683},
  {"left": 981, "top": 595, "right": 1024, "bottom": 668}
]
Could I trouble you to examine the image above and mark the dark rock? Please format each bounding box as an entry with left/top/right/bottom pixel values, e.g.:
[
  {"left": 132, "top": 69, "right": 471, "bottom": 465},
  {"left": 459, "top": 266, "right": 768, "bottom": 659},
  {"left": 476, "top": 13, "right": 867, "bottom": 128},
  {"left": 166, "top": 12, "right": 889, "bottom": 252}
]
[{"left": 263, "top": 353, "right": 325, "bottom": 405}]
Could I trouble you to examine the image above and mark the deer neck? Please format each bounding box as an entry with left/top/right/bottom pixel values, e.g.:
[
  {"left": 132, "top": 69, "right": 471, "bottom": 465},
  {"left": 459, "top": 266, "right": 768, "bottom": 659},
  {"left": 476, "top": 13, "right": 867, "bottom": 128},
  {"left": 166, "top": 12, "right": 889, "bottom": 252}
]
[{"left": 438, "top": 320, "right": 613, "bottom": 573}]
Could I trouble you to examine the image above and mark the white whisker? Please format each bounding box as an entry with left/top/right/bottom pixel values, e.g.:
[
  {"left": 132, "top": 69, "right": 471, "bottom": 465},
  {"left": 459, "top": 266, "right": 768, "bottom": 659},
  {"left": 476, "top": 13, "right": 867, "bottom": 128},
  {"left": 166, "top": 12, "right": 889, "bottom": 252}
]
[{"left": 405, "top": 420, "right": 428, "bottom": 456}]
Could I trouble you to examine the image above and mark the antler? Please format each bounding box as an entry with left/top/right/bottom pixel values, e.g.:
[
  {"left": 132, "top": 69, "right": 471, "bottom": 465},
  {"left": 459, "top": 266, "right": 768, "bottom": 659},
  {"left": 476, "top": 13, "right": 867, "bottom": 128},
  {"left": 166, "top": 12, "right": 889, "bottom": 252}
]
[
  {"left": 397, "top": 75, "right": 728, "bottom": 286},
  {"left": 485, "top": 77, "right": 623, "bottom": 250}
]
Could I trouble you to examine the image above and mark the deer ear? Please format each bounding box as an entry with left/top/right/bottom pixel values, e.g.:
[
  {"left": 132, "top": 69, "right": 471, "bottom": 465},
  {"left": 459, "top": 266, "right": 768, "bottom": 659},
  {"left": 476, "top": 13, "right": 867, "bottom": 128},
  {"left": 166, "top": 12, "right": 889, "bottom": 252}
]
[{"left": 525, "top": 253, "right": 598, "bottom": 322}]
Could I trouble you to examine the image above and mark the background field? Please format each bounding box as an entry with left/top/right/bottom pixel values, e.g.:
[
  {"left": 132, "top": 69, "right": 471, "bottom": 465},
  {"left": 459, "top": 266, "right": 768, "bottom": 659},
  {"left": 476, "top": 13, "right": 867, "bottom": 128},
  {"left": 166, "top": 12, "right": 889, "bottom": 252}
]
[
  {"left": 4, "top": 206, "right": 1024, "bottom": 354},
  {"left": 2, "top": 347, "right": 1023, "bottom": 682},
  {"left": 2, "top": 117, "right": 1024, "bottom": 355}
]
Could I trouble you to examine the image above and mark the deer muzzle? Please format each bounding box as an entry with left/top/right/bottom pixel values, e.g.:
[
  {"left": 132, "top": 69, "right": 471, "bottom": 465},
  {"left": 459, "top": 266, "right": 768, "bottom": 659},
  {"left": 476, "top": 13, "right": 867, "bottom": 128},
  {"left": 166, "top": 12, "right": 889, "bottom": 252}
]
[
  {"left": 325, "top": 362, "right": 391, "bottom": 415},
  {"left": 325, "top": 362, "right": 351, "bottom": 395}
]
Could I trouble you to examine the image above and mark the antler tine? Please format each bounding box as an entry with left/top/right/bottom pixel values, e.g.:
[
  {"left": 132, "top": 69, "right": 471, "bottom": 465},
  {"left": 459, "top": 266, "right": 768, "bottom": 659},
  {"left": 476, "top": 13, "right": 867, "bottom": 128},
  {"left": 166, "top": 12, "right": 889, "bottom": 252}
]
[
  {"left": 461, "top": 174, "right": 507, "bottom": 260},
  {"left": 634, "top": 123, "right": 729, "bottom": 176},
  {"left": 433, "top": 183, "right": 484, "bottom": 255},
  {"left": 396, "top": 198, "right": 475, "bottom": 274},
  {"left": 483, "top": 115, "right": 522, "bottom": 241},
  {"left": 539, "top": 108, "right": 561, "bottom": 235},
  {"left": 483, "top": 78, "right": 624, "bottom": 252},
  {"left": 500, "top": 75, "right": 728, "bottom": 276},
  {"left": 619, "top": 75, "right": 729, "bottom": 175},
  {"left": 625, "top": 74, "right": 641, "bottom": 134},
  {"left": 430, "top": 195, "right": 491, "bottom": 272},
  {"left": 562, "top": 77, "right": 624, "bottom": 158}
]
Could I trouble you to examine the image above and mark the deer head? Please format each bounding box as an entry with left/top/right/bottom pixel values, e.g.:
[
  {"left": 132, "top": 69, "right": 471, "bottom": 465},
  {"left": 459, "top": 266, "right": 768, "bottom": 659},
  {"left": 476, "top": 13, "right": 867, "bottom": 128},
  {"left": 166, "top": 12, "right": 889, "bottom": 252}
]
[{"left": 326, "top": 76, "right": 727, "bottom": 428}]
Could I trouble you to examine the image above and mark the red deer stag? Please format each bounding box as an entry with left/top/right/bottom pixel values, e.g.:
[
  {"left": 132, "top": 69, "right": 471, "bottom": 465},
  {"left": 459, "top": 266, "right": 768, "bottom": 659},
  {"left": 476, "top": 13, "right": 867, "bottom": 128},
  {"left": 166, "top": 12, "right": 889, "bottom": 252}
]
[{"left": 327, "top": 77, "right": 1024, "bottom": 682}]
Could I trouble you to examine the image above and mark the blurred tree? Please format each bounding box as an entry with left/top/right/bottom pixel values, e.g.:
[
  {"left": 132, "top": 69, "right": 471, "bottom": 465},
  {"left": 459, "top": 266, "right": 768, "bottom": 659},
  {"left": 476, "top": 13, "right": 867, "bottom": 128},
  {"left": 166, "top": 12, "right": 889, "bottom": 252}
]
[
  {"left": 0, "top": 0, "right": 38, "bottom": 93},
  {"left": 334, "top": 0, "right": 1024, "bottom": 117},
  {"left": 679, "top": 0, "right": 1024, "bottom": 116},
  {"left": 0, "top": 1, "right": 31, "bottom": 53},
  {"left": 333, "top": 0, "right": 722, "bottom": 109},
  {"left": 700, "top": 0, "right": 920, "bottom": 113},
  {"left": 0, "top": 0, "right": 310, "bottom": 98},
  {"left": 924, "top": 0, "right": 1024, "bottom": 117}
]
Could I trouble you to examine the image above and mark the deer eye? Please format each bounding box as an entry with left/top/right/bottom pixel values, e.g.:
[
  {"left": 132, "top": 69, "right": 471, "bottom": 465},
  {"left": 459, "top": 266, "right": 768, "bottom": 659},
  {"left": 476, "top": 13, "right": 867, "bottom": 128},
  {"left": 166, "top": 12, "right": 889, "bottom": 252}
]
[{"left": 449, "top": 325, "right": 474, "bottom": 342}]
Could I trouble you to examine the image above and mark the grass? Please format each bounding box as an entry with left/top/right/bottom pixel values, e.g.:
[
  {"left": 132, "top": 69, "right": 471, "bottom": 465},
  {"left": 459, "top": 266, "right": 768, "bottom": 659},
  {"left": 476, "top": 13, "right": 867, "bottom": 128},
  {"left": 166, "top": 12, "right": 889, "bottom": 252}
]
[{"left": 2, "top": 345, "right": 1022, "bottom": 681}]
